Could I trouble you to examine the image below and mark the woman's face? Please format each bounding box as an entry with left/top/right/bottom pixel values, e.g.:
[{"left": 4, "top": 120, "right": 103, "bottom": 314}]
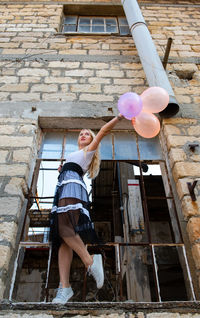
[{"left": 78, "top": 129, "right": 93, "bottom": 149}]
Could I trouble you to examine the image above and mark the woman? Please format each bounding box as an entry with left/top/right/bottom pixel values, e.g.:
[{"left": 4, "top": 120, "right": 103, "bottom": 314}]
[{"left": 51, "top": 114, "right": 123, "bottom": 304}]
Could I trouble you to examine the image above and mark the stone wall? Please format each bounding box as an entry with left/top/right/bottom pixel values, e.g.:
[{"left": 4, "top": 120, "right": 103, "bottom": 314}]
[{"left": 0, "top": 0, "right": 200, "bottom": 307}]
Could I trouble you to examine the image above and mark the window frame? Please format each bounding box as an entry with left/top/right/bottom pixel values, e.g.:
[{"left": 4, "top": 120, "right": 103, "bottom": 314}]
[{"left": 61, "top": 15, "right": 131, "bottom": 36}]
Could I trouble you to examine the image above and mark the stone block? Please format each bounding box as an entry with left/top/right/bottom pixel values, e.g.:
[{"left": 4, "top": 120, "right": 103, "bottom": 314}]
[
  {"left": 0, "top": 221, "right": 18, "bottom": 246},
  {"left": 0, "top": 84, "right": 29, "bottom": 92},
  {"left": 0, "top": 150, "right": 8, "bottom": 163},
  {"left": 96, "top": 70, "right": 124, "bottom": 78},
  {"left": 48, "top": 61, "right": 80, "bottom": 68},
  {"left": 45, "top": 77, "right": 76, "bottom": 84},
  {"left": 0, "top": 245, "right": 12, "bottom": 270},
  {"left": 82, "top": 62, "right": 109, "bottom": 69},
  {"left": 0, "top": 76, "right": 18, "bottom": 84},
  {"left": 42, "top": 93, "right": 76, "bottom": 102},
  {"left": 79, "top": 94, "right": 113, "bottom": 102},
  {"left": 168, "top": 148, "right": 187, "bottom": 168},
  {"left": 167, "top": 135, "right": 200, "bottom": 149},
  {"left": 18, "top": 124, "right": 37, "bottom": 135},
  {"left": 181, "top": 196, "right": 200, "bottom": 219},
  {"left": 187, "top": 217, "right": 200, "bottom": 244},
  {"left": 17, "top": 68, "right": 49, "bottom": 76},
  {"left": 163, "top": 118, "right": 197, "bottom": 125},
  {"left": 176, "top": 178, "right": 199, "bottom": 199},
  {"left": 10, "top": 93, "right": 40, "bottom": 102},
  {"left": 163, "top": 124, "right": 181, "bottom": 136},
  {"left": 173, "top": 162, "right": 200, "bottom": 181},
  {"left": 0, "top": 92, "right": 9, "bottom": 101},
  {"left": 0, "top": 164, "right": 29, "bottom": 179},
  {"left": 5, "top": 177, "right": 28, "bottom": 197},
  {"left": 192, "top": 244, "right": 200, "bottom": 270},
  {"left": 0, "top": 135, "right": 33, "bottom": 148},
  {"left": 31, "top": 84, "right": 58, "bottom": 93},
  {"left": 187, "top": 126, "right": 200, "bottom": 136},
  {"left": 71, "top": 84, "right": 101, "bottom": 93},
  {"left": 65, "top": 70, "right": 94, "bottom": 77}
]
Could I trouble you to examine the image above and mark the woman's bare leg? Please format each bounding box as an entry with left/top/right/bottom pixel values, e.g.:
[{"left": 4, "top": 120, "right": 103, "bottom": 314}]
[
  {"left": 58, "top": 242, "right": 73, "bottom": 288},
  {"left": 62, "top": 234, "right": 93, "bottom": 268}
]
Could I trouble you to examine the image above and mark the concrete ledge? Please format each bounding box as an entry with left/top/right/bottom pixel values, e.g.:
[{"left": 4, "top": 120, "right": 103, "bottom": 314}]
[{"left": 0, "top": 301, "right": 200, "bottom": 314}]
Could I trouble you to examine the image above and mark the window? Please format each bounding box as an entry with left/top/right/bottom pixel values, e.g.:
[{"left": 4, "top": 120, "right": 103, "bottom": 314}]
[
  {"left": 62, "top": 15, "right": 130, "bottom": 35},
  {"left": 10, "top": 130, "right": 196, "bottom": 302}
]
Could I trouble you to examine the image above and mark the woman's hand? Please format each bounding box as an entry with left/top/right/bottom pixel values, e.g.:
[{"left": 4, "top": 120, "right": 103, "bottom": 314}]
[{"left": 58, "top": 164, "right": 63, "bottom": 173}]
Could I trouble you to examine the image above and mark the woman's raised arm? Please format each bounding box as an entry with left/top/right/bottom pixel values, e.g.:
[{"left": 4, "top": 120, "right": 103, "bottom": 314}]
[{"left": 87, "top": 114, "right": 123, "bottom": 151}]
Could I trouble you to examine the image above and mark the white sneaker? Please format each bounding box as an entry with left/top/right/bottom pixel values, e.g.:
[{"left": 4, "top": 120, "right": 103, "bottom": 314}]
[
  {"left": 88, "top": 254, "right": 104, "bottom": 289},
  {"left": 52, "top": 286, "right": 74, "bottom": 304}
]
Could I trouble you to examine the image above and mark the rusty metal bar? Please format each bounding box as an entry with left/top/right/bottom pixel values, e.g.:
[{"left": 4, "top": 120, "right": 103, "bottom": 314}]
[{"left": 162, "top": 37, "right": 173, "bottom": 70}]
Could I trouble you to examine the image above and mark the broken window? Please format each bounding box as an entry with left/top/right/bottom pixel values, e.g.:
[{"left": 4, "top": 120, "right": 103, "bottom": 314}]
[{"left": 10, "top": 130, "right": 196, "bottom": 302}]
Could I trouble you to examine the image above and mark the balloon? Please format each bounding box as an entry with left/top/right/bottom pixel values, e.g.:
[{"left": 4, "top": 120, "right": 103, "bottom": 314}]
[
  {"left": 132, "top": 111, "right": 160, "bottom": 138},
  {"left": 140, "top": 86, "right": 169, "bottom": 113},
  {"left": 118, "top": 92, "right": 143, "bottom": 120}
]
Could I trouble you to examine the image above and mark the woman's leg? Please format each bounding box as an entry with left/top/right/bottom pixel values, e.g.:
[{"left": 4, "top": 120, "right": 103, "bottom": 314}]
[
  {"left": 62, "top": 234, "right": 93, "bottom": 268},
  {"left": 58, "top": 242, "right": 73, "bottom": 288}
]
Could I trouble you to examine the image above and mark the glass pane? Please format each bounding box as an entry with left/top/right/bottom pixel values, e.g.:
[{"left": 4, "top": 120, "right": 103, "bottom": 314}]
[
  {"left": 92, "top": 18, "right": 104, "bottom": 25},
  {"left": 63, "top": 25, "right": 76, "bottom": 32},
  {"left": 100, "top": 134, "right": 113, "bottom": 160},
  {"left": 39, "top": 132, "right": 63, "bottom": 159},
  {"left": 92, "top": 25, "right": 104, "bottom": 33},
  {"left": 118, "top": 17, "right": 128, "bottom": 26},
  {"left": 79, "top": 17, "right": 90, "bottom": 25},
  {"left": 114, "top": 132, "right": 138, "bottom": 160},
  {"left": 106, "top": 18, "right": 117, "bottom": 26},
  {"left": 64, "top": 132, "right": 79, "bottom": 157},
  {"left": 119, "top": 26, "right": 130, "bottom": 35},
  {"left": 64, "top": 16, "right": 77, "bottom": 24},
  {"left": 78, "top": 25, "right": 90, "bottom": 32},
  {"left": 106, "top": 25, "right": 117, "bottom": 33},
  {"left": 138, "top": 136, "right": 163, "bottom": 160}
]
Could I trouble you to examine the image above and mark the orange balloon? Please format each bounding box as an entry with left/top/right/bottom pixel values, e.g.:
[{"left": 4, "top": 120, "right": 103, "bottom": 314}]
[{"left": 132, "top": 111, "right": 160, "bottom": 138}]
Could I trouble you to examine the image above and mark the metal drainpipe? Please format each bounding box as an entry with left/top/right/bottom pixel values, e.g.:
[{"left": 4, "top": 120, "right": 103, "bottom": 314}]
[{"left": 121, "top": 0, "right": 180, "bottom": 117}]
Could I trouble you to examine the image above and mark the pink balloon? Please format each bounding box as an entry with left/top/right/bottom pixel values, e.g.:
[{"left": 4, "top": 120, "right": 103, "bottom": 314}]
[
  {"left": 140, "top": 86, "right": 169, "bottom": 113},
  {"left": 132, "top": 111, "right": 160, "bottom": 138},
  {"left": 118, "top": 92, "right": 143, "bottom": 120}
]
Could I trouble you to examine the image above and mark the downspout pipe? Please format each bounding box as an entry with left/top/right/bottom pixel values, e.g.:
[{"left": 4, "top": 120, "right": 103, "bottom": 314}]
[{"left": 121, "top": 0, "right": 180, "bottom": 117}]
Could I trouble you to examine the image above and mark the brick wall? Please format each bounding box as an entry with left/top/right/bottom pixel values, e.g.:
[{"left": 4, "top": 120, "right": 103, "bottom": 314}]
[{"left": 0, "top": 0, "right": 200, "bottom": 305}]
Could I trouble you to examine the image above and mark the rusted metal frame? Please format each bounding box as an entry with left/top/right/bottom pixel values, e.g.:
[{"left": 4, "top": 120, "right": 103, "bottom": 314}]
[
  {"left": 135, "top": 133, "right": 161, "bottom": 302},
  {"left": 161, "top": 161, "right": 184, "bottom": 244}
]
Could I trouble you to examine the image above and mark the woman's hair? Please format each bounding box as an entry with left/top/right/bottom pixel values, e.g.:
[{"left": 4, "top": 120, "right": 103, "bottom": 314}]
[{"left": 82, "top": 129, "right": 101, "bottom": 179}]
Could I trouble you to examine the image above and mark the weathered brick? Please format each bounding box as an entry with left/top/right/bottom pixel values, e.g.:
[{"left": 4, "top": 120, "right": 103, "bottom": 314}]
[
  {"left": 10, "top": 93, "right": 40, "bottom": 101},
  {"left": 0, "top": 150, "right": 8, "bottom": 163},
  {"left": 48, "top": 61, "right": 80, "bottom": 68},
  {"left": 187, "top": 217, "right": 200, "bottom": 244},
  {"left": 192, "top": 244, "right": 200, "bottom": 270},
  {"left": 173, "top": 162, "right": 200, "bottom": 181},
  {"left": 0, "top": 125, "right": 15, "bottom": 135},
  {"left": 5, "top": 177, "right": 27, "bottom": 197},
  {"left": 31, "top": 84, "right": 58, "bottom": 93},
  {"left": 17, "top": 68, "right": 49, "bottom": 76},
  {"left": 71, "top": 84, "right": 101, "bottom": 93},
  {"left": 0, "top": 245, "right": 12, "bottom": 270},
  {"left": 96, "top": 70, "right": 124, "bottom": 78},
  {"left": 79, "top": 94, "right": 113, "bottom": 102},
  {"left": 167, "top": 135, "right": 200, "bottom": 149},
  {"left": 168, "top": 148, "right": 187, "bottom": 168},
  {"left": 0, "top": 164, "right": 29, "bottom": 179},
  {"left": 13, "top": 148, "right": 32, "bottom": 163},
  {"left": 0, "top": 135, "right": 33, "bottom": 148},
  {"left": 0, "top": 84, "right": 29, "bottom": 92},
  {"left": 42, "top": 93, "right": 76, "bottom": 101},
  {"left": 181, "top": 196, "right": 200, "bottom": 219},
  {"left": 163, "top": 124, "right": 181, "bottom": 136},
  {"left": 0, "top": 221, "right": 18, "bottom": 246}
]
